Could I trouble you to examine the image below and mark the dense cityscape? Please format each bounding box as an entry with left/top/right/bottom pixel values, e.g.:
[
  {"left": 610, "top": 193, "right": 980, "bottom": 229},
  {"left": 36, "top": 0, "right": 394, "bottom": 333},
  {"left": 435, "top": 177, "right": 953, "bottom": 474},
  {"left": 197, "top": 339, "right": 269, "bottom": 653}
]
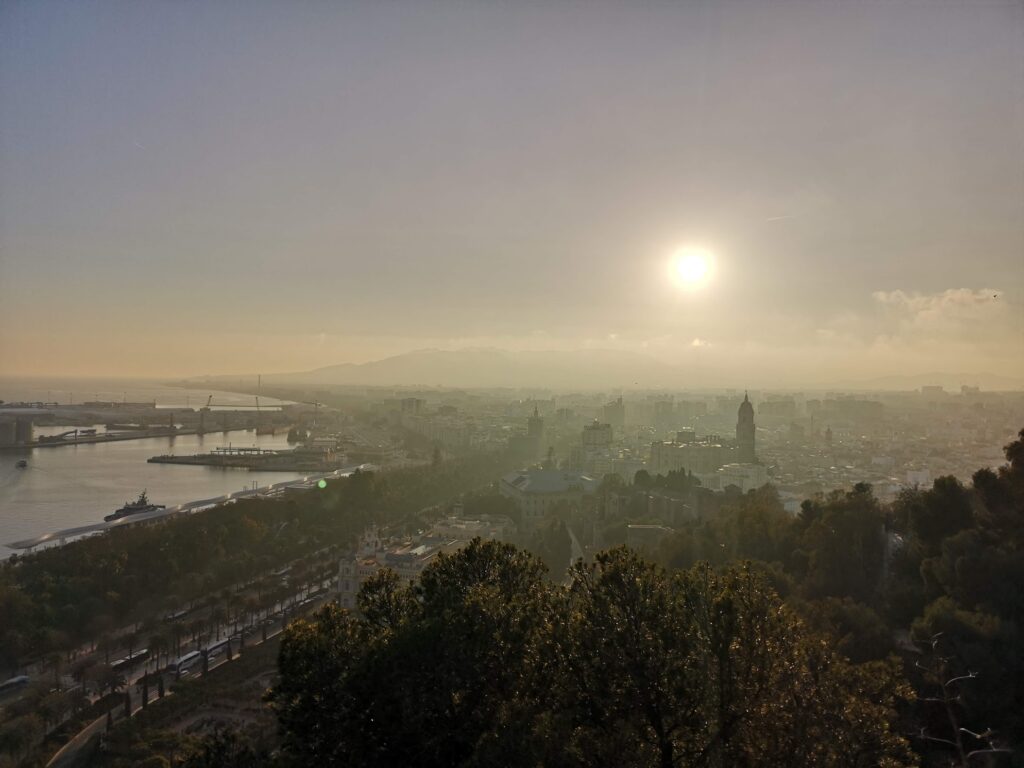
[
  {"left": 1, "top": 380, "right": 1022, "bottom": 765},
  {"left": 2, "top": 1, "right": 1022, "bottom": 766}
]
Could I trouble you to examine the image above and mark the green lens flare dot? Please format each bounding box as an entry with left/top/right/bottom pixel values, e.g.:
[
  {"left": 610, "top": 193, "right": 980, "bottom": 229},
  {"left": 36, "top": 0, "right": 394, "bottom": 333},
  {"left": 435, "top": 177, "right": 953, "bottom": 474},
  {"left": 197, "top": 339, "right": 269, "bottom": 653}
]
[{"left": 317, "top": 479, "right": 327, "bottom": 489}]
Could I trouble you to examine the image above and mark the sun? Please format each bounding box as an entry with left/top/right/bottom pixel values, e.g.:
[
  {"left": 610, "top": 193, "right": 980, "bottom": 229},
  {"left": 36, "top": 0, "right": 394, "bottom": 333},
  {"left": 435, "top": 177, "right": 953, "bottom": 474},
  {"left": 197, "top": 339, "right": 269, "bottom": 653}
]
[{"left": 670, "top": 247, "right": 714, "bottom": 290}]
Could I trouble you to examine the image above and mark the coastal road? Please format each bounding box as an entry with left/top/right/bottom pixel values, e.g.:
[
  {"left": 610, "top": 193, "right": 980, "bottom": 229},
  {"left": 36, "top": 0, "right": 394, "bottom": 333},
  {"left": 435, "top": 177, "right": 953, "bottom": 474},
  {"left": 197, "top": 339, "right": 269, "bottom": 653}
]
[{"left": 44, "top": 592, "right": 333, "bottom": 768}]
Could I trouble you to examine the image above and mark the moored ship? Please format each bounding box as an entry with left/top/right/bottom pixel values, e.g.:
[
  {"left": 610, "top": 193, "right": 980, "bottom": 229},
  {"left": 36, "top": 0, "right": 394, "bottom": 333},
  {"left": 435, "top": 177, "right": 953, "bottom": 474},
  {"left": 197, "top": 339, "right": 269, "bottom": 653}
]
[{"left": 105, "top": 490, "right": 165, "bottom": 522}]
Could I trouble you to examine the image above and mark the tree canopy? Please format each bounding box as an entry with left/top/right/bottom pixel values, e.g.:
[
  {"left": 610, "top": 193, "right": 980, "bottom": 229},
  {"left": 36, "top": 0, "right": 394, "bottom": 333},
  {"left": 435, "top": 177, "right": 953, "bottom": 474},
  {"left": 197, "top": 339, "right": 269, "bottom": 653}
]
[{"left": 272, "top": 540, "right": 913, "bottom": 767}]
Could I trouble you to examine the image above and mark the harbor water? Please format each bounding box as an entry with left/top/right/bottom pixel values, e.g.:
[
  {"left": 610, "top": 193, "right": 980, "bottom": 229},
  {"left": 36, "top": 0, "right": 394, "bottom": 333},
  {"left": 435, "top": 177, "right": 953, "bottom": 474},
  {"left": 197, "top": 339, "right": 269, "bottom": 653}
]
[
  {"left": 0, "top": 378, "right": 305, "bottom": 558},
  {"left": 0, "top": 428, "right": 306, "bottom": 558}
]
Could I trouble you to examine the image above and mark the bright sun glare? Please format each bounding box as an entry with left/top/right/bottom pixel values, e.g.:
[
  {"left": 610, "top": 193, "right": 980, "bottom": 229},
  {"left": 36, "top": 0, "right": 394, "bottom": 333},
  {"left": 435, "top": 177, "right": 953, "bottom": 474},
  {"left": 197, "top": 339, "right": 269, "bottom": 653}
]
[{"left": 670, "top": 247, "right": 714, "bottom": 290}]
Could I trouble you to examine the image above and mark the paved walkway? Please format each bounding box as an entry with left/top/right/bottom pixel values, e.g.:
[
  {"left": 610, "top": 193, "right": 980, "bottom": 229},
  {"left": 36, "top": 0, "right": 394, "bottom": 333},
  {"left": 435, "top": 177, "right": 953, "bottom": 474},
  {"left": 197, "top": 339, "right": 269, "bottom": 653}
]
[{"left": 9, "top": 464, "right": 371, "bottom": 549}]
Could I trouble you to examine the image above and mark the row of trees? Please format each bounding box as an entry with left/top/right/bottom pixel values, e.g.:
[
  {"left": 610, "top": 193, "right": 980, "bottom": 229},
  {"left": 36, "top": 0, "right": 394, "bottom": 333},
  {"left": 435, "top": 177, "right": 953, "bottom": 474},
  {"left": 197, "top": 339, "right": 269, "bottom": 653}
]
[
  {"left": 0, "top": 451, "right": 518, "bottom": 766},
  {"left": 0, "top": 450, "right": 515, "bottom": 675}
]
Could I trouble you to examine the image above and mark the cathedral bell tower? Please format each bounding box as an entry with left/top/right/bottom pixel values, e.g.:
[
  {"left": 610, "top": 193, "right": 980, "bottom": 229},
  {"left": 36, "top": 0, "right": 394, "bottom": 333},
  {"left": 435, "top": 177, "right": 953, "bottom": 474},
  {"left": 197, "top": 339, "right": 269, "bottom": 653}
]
[
  {"left": 736, "top": 392, "right": 756, "bottom": 463},
  {"left": 527, "top": 404, "right": 544, "bottom": 460}
]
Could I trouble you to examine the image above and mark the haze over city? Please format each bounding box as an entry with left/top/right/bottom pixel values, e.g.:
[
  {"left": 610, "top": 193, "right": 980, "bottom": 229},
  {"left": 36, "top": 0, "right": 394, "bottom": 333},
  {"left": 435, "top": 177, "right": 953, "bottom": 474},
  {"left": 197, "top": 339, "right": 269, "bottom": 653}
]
[
  {"left": 2, "top": 1, "right": 1022, "bottom": 386},
  {"left": 5, "top": 3, "right": 1024, "bottom": 767}
]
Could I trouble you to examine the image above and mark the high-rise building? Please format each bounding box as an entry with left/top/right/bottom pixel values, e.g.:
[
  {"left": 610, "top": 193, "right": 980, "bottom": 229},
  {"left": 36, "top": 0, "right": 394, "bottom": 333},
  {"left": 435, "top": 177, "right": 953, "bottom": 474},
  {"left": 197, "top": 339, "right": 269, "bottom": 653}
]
[
  {"left": 653, "top": 399, "right": 675, "bottom": 432},
  {"left": 736, "top": 392, "right": 755, "bottom": 463},
  {"left": 602, "top": 397, "right": 625, "bottom": 432},
  {"left": 582, "top": 421, "right": 613, "bottom": 449}
]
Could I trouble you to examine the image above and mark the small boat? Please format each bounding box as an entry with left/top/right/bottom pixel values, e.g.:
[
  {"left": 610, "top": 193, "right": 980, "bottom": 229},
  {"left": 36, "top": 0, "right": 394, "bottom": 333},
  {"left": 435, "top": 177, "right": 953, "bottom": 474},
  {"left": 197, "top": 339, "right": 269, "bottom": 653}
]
[
  {"left": 105, "top": 490, "right": 166, "bottom": 522},
  {"left": 15, "top": 460, "right": 27, "bottom": 469}
]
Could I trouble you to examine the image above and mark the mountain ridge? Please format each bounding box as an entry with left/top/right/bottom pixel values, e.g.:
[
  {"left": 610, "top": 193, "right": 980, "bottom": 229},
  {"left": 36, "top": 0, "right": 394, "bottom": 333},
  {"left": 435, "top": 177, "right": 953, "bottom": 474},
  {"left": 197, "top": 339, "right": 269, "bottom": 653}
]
[
  {"left": 188, "top": 348, "right": 1023, "bottom": 392},
  {"left": 263, "top": 348, "right": 685, "bottom": 389}
]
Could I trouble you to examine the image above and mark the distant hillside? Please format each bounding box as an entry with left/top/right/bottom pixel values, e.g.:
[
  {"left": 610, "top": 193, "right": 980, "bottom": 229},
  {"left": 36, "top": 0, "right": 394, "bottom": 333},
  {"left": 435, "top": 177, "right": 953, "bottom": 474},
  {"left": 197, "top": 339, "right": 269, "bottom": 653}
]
[
  {"left": 848, "top": 371, "right": 1024, "bottom": 392},
  {"left": 262, "top": 348, "right": 687, "bottom": 390},
  {"left": 186, "top": 350, "right": 1024, "bottom": 393}
]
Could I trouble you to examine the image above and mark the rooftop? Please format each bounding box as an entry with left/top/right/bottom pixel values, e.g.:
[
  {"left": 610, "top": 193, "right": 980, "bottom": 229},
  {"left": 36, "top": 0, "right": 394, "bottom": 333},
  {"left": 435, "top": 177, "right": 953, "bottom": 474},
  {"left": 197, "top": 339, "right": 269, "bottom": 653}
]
[{"left": 501, "top": 469, "right": 599, "bottom": 495}]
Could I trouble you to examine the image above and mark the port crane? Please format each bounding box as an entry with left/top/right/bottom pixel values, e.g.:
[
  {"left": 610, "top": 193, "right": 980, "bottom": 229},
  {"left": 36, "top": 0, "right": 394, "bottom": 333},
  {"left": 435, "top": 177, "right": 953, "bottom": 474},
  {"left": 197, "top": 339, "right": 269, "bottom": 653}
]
[{"left": 295, "top": 399, "right": 323, "bottom": 427}]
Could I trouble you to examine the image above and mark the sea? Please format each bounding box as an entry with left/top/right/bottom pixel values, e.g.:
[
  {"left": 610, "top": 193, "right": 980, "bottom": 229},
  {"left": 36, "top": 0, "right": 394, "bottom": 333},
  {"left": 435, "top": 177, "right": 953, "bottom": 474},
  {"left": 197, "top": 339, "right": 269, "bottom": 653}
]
[{"left": 0, "top": 377, "right": 305, "bottom": 559}]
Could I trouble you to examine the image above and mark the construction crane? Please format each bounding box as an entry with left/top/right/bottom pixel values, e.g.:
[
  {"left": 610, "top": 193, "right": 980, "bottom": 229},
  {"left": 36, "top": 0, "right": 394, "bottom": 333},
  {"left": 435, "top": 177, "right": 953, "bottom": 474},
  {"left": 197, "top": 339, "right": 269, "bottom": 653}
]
[{"left": 296, "top": 399, "right": 322, "bottom": 427}]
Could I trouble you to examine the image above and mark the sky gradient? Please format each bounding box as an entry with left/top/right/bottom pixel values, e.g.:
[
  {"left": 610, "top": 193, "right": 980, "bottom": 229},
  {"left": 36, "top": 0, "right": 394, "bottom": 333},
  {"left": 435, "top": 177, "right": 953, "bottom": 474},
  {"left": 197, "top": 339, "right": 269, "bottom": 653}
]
[{"left": 1, "top": 1, "right": 1022, "bottom": 385}]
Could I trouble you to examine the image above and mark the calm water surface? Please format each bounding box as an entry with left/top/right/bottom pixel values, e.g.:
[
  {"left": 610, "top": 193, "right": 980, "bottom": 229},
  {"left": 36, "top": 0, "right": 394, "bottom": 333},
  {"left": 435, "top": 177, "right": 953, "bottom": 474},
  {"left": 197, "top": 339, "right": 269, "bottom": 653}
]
[{"left": 0, "top": 378, "right": 304, "bottom": 557}]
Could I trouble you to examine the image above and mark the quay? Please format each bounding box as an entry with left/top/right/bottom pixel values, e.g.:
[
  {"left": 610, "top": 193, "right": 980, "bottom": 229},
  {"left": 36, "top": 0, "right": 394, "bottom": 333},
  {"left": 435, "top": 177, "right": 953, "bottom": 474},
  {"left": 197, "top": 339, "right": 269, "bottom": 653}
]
[
  {"left": 1, "top": 400, "right": 298, "bottom": 451},
  {"left": 0, "top": 428, "right": 200, "bottom": 451},
  {"left": 5, "top": 465, "right": 373, "bottom": 551},
  {"left": 148, "top": 445, "right": 345, "bottom": 472}
]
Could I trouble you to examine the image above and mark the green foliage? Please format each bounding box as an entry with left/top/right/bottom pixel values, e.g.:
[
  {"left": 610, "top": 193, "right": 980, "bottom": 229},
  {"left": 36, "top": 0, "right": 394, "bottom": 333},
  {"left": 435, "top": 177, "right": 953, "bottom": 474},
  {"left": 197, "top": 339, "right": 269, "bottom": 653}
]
[
  {"left": 273, "top": 539, "right": 556, "bottom": 767},
  {"left": 799, "top": 484, "right": 887, "bottom": 603},
  {"left": 899, "top": 476, "right": 974, "bottom": 551},
  {"left": 0, "top": 714, "right": 43, "bottom": 764},
  {"left": 647, "top": 430, "right": 1024, "bottom": 758},
  {"left": 84, "top": 637, "right": 282, "bottom": 768},
  {"left": 657, "top": 486, "right": 796, "bottom": 570},
  {"left": 645, "top": 468, "right": 702, "bottom": 493},
  {"left": 0, "top": 452, "right": 515, "bottom": 671},
  {"left": 181, "top": 726, "right": 273, "bottom": 768},
  {"left": 560, "top": 550, "right": 912, "bottom": 768},
  {"left": 802, "top": 597, "right": 894, "bottom": 663},
  {"left": 271, "top": 541, "right": 913, "bottom": 767},
  {"left": 528, "top": 518, "right": 572, "bottom": 578},
  {"left": 899, "top": 431, "right": 1024, "bottom": 750}
]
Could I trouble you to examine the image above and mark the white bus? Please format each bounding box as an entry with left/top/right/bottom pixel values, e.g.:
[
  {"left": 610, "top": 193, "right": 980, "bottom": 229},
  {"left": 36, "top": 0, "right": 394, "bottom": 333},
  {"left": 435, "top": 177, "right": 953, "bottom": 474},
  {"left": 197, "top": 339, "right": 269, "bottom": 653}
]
[
  {"left": 0, "top": 676, "right": 29, "bottom": 695},
  {"left": 111, "top": 648, "right": 149, "bottom": 672},
  {"left": 169, "top": 650, "right": 202, "bottom": 673},
  {"left": 204, "top": 638, "right": 230, "bottom": 659}
]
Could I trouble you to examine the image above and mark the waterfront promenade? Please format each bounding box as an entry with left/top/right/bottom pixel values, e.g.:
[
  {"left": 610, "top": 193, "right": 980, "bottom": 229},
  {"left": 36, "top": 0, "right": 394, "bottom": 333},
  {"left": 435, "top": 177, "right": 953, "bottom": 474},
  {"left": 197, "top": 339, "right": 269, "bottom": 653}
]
[
  {"left": 0, "top": 427, "right": 200, "bottom": 451},
  {"left": 6, "top": 464, "right": 372, "bottom": 551}
]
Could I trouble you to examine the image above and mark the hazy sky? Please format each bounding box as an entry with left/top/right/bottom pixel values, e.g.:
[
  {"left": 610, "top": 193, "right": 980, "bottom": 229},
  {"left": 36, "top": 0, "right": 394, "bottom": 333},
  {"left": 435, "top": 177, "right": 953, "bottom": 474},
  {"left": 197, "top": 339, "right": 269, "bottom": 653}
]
[{"left": 1, "top": 1, "right": 1022, "bottom": 384}]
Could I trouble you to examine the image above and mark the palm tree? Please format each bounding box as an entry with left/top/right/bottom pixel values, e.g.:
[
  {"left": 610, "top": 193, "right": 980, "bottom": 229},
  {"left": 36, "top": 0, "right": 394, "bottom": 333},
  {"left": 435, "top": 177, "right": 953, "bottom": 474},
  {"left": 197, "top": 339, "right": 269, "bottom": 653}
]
[
  {"left": 97, "top": 633, "right": 114, "bottom": 665},
  {"left": 86, "top": 663, "right": 123, "bottom": 696},
  {"left": 170, "top": 620, "right": 184, "bottom": 658},
  {"left": 66, "top": 686, "right": 88, "bottom": 717},
  {"left": 46, "top": 651, "right": 63, "bottom": 689},
  {"left": 244, "top": 596, "right": 259, "bottom": 630},
  {"left": 228, "top": 593, "right": 243, "bottom": 635},
  {"left": 188, "top": 618, "right": 205, "bottom": 651},
  {"left": 209, "top": 605, "right": 228, "bottom": 641},
  {"left": 181, "top": 573, "right": 203, "bottom": 611},
  {"left": 147, "top": 632, "right": 168, "bottom": 673},
  {"left": 124, "top": 630, "right": 139, "bottom": 664},
  {"left": 162, "top": 593, "right": 181, "bottom": 618},
  {"left": 38, "top": 691, "right": 67, "bottom": 730}
]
